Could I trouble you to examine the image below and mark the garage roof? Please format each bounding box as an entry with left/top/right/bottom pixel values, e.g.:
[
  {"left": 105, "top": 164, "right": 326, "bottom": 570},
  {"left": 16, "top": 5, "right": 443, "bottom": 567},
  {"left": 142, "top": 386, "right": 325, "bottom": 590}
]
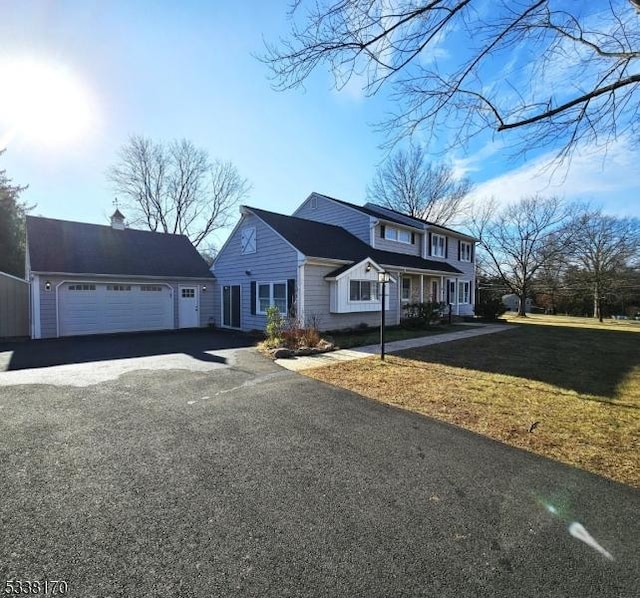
[{"left": 27, "top": 216, "right": 213, "bottom": 278}]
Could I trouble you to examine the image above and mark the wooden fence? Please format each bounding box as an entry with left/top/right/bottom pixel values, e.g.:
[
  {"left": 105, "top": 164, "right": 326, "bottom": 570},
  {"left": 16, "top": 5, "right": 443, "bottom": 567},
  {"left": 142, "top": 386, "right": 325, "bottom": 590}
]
[{"left": 0, "top": 271, "right": 29, "bottom": 338}]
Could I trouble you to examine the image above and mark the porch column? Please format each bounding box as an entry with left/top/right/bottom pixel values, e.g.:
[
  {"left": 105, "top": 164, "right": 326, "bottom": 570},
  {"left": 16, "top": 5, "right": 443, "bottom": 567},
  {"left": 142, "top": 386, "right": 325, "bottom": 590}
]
[
  {"left": 440, "top": 276, "right": 444, "bottom": 302},
  {"left": 420, "top": 274, "right": 424, "bottom": 303}
]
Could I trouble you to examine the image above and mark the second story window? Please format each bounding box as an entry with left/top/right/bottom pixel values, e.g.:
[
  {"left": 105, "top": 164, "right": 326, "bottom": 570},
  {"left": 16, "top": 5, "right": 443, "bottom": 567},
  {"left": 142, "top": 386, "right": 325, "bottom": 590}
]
[
  {"left": 460, "top": 241, "right": 472, "bottom": 262},
  {"left": 384, "top": 225, "right": 413, "bottom": 244},
  {"left": 241, "top": 226, "right": 256, "bottom": 254},
  {"left": 431, "top": 233, "right": 446, "bottom": 257}
]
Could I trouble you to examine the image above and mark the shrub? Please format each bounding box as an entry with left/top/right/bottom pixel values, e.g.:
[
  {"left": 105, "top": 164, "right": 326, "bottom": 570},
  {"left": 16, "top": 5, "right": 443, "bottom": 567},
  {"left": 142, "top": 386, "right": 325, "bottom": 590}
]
[
  {"left": 267, "top": 311, "right": 323, "bottom": 349},
  {"left": 300, "top": 327, "right": 321, "bottom": 347},
  {"left": 265, "top": 306, "right": 285, "bottom": 341},
  {"left": 474, "top": 298, "right": 507, "bottom": 321},
  {"left": 402, "top": 302, "right": 444, "bottom": 328}
]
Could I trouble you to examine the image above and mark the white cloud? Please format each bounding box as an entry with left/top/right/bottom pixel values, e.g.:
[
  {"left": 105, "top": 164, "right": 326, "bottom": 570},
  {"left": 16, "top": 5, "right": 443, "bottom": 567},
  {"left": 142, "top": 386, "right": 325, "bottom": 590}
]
[{"left": 467, "top": 136, "right": 640, "bottom": 217}]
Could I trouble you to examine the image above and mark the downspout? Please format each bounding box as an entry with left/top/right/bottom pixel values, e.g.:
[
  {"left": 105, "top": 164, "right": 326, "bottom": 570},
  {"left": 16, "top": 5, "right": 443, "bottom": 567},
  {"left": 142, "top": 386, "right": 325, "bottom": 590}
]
[
  {"left": 370, "top": 219, "right": 379, "bottom": 248},
  {"left": 297, "top": 254, "right": 307, "bottom": 325}
]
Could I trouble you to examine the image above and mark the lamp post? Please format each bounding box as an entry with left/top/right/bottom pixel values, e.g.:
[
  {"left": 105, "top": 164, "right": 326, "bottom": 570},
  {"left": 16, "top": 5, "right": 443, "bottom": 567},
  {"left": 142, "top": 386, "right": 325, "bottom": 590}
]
[{"left": 378, "top": 271, "right": 390, "bottom": 360}]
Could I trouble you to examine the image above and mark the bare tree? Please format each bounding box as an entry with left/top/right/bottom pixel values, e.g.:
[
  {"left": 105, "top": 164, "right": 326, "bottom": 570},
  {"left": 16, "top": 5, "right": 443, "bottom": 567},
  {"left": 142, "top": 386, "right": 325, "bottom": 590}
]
[
  {"left": 263, "top": 1, "right": 640, "bottom": 160},
  {"left": 366, "top": 145, "right": 472, "bottom": 225},
  {"left": 571, "top": 210, "right": 640, "bottom": 321},
  {"left": 469, "top": 195, "right": 575, "bottom": 317},
  {"left": 108, "top": 136, "right": 250, "bottom": 248}
]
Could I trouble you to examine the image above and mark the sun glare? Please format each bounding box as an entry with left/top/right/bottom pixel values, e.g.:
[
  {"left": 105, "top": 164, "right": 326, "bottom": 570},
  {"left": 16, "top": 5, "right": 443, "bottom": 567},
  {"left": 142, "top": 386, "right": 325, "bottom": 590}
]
[{"left": 0, "top": 58, "right": 96, "bottom": 149}]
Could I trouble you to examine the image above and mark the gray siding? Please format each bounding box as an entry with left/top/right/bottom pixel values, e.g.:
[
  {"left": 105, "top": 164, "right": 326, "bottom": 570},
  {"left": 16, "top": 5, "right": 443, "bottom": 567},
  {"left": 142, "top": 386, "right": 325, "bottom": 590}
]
[
  {"left": 294, "top": 194, "right": 372, "bottom": 244},
  {"left": 0, "top": 272, "right": 29, "bottom": 338},
  {"left": 212, "top": 213, "right": 299, "bottom": 332},
  {"left": 304, "top": 263, "right": 400, "bottom": 331},
  {"left": 373, "top": 224, "right": 422, "bottom": 256},
  {"left": 36, "top": 275, "right": 214, "bottom": 338}
]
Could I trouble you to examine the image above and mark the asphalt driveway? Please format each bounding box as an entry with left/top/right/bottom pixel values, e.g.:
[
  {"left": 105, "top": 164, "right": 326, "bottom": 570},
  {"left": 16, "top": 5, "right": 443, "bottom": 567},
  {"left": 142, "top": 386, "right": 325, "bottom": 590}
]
[
  {"left": 0, "top": 348, "right": 638, "bottom": 597},
  {"left": 0, "top": 329, "right": 257, "bottom": 386}
]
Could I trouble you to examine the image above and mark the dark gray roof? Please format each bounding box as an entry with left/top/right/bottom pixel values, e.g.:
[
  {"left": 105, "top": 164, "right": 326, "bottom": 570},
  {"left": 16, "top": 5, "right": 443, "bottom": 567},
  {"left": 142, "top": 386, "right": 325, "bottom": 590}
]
[
  {"left": 27, "top": 216, "right": 213, "bottom": 278},
  {"left": 247, "top": 207, "right": 462, "bottom": 275},
  {"left": 314, "top": 193, "right": 477, "bottom": 239},
  {"left": 314, "top": 193, "right": 423, "bottom": 228}
]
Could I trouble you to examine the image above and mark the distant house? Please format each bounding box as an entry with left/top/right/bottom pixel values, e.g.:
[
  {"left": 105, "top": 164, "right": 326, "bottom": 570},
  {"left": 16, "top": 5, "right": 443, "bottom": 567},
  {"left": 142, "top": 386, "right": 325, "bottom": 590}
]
[
  {"left": 502, "top": 294, "right": 532, "bottom": 313},
  {"left": 212, "top": 193, "right": 477, "bottom": 332},
  {"left": 26, "top": 211, "right": 214, "bottom": 338}
]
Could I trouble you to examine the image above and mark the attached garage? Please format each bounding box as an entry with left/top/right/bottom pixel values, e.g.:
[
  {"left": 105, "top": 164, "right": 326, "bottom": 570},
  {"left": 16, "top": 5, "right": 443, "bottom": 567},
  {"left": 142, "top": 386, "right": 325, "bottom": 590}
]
[
  {"left": 58, "top": 282, "right": 173, "bottom": 336},
  {"left": 26, "top": 211, "right": 215, "bottom": 339}
]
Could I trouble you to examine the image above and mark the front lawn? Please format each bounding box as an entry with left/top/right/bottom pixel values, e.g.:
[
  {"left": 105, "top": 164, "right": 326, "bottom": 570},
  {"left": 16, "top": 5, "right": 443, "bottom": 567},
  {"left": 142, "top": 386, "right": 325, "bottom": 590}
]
[
  {"left": 329, "top": 323, "right": 478, "bottom": 349},
  {"left": 305, "top": 316, "right": 640, "bottom": 487}
]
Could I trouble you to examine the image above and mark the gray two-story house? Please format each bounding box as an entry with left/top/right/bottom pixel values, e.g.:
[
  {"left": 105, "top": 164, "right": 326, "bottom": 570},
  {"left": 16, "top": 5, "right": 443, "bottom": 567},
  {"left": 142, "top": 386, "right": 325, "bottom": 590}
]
[{"left": 212, "top": 193, "right": 476, "bottom": 332}]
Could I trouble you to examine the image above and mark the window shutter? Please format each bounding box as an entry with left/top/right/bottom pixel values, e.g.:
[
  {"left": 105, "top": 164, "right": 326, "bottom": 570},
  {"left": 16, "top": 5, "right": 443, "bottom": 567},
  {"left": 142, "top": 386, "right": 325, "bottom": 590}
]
[
  {"left": 458, "top": 240, "right": 461, "bottom": 261},
  {"left": 250, "top": 281, "right": 256, "bottom": 315},
  {"left": 380, "top": 224, "right": 386, "bottom": 238},
  {"left": 445, "top": 237, "right": 449, "bottom": 258},
  {"left": 411, "top": 232, "right": 415, "bottom": 244},
  {"left": 287, "top": 279, "right": 296, "bottom": 317},
  {"left": 428, "top": 232, "right": 432, "bottom": 256}
]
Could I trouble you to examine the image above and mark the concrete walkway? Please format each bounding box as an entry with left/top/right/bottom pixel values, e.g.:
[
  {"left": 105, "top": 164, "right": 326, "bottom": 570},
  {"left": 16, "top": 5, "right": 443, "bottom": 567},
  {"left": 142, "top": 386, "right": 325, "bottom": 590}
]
[{"left": 276, "top": 323, "right": 513, "bottom": 371}]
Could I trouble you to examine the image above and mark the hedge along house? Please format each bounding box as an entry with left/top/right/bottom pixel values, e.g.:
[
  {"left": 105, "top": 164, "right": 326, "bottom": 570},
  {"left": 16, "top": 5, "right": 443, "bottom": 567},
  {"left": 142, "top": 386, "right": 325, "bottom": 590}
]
[
  {"left": 212, "top": 193, "right": 475, "bottom": 333},
  {"left": 26, "top": 211, "right": 215, "bottom": 338}
]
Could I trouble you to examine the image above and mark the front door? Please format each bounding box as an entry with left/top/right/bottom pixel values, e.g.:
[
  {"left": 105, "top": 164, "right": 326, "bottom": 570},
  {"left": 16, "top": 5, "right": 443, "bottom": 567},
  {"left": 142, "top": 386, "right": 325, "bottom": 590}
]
[
  {"left": 178, "top": 286, "right": 199, "bottom": 328},
  {"left": 222, "top": 285, "right": 241, "bottom": 328}
]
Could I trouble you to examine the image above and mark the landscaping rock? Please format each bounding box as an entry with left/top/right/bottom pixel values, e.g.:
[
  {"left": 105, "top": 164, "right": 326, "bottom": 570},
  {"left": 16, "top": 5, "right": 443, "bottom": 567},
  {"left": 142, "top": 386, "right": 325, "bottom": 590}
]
[
  {"left": 296, "top": 347, "right": 313, "bottom": 356},
  {"left": 317, "top": 340, "right": 335, "bottom": 351},
  {"left": 271, "top": 348, "right": 294, "bottom": 359}
]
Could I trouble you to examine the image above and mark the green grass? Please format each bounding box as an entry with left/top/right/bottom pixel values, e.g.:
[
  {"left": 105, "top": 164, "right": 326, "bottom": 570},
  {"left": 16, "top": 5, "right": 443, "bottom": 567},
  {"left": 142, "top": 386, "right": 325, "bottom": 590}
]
[
  {"left": 307, "top": 316, "right": 640, "bottom": 487},
  {"left": 329, "top": 323, "right": 479, "bottom": 349}
]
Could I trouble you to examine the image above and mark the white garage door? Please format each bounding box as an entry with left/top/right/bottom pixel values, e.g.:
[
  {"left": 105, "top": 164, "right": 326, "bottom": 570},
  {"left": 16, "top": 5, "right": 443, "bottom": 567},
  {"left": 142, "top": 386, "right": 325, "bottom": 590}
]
[{"left": 59, "top": 282, "right": 174, "bottom": 336}]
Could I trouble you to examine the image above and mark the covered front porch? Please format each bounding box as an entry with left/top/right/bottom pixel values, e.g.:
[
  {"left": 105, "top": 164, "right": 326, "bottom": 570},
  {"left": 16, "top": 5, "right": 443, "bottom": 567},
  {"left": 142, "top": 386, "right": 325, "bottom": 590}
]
[{"left": 392, "top": 271, "right": 473, "bottom": 318}]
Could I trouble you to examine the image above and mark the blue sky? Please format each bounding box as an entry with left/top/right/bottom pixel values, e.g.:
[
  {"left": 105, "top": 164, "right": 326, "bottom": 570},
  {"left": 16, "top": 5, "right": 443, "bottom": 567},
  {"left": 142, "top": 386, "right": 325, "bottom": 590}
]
[{"left": 1, "top": 1, "right": 638, "bottom": 248}]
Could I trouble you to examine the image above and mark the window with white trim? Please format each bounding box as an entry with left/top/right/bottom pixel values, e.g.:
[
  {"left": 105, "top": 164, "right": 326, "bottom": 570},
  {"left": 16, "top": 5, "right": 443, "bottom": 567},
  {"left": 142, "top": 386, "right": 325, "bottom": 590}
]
[
  {"left": 401, "top": 277, "right": 411, "bottom": 302},
  {"left": 385, "top": 226, "right": 412, "bottom": 244},
  {"left": 241, "top": 226, "right": 256, "bottom": 254},
  {"left": 141, "top": 285, "right": 163, "bottom": 292},
  {"left": 431, "top": 233, "right": 446, "bottom": 257},
  {"left": 107, "top": 284, "right": 131, "bottom": 291},
  {"left": 257, "top": 281, "right": 287, "bottom": 314},
  {"left": 458, "top": 281, "right": 470, "bottom": 304},
  {"left": 460, "top": 241, "right": 472, "bottom": 262},
  {"left": 349, "top": 280, "right": 379, "bottom": 302},
  {"left": 68, "top": 284, "right": 96, "bottom": 291}
]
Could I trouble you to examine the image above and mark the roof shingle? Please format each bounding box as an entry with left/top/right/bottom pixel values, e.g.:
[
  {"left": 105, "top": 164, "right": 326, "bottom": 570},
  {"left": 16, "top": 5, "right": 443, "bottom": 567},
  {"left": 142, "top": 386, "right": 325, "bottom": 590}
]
[
  {"left": 247, "top": 207, "right": 462, "bottom": 274},
  {"left": 27, "top": 216, "right": 213, "bottom": 278}
]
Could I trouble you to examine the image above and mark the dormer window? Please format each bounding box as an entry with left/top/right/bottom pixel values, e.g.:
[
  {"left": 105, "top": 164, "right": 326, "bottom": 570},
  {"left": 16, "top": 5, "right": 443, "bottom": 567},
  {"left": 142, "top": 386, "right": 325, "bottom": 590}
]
[{"left": 384, "top": 225, "right": 413, "bottom": 244}]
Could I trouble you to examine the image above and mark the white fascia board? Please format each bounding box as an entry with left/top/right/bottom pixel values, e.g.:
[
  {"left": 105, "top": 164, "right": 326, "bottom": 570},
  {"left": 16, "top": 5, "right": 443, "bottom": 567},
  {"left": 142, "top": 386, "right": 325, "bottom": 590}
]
[
  {"left": 380, "top": 264, "right": 459, "bottom": 278},
  {"left": 325, "top": 257, "right": 397, "bottom": 284},
  {"left": 305, "top": 257, "right": 352, "bottom": 266},
  {"left": 29, "top": 271, "right": 213, "bottom": 281}
]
